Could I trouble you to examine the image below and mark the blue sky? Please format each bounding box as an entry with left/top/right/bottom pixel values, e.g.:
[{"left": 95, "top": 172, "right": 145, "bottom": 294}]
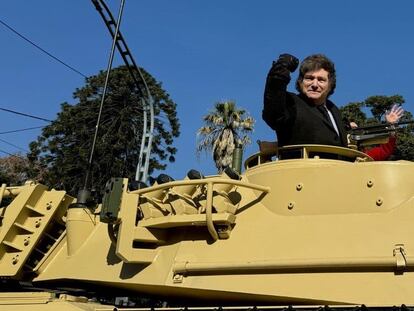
[{"left": 1, "top": 0, "right": 414, "bottom": 179}]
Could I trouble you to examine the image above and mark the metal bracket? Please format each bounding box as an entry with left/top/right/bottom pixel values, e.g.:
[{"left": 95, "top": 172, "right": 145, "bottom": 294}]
[{"left": 173, "top": 273, "right": 183, "bottom": 283}]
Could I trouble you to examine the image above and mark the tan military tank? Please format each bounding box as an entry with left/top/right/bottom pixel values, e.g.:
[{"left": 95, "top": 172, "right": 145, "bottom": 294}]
[{"left": 1, "top": 143, "right": 414, "bottom": 310}]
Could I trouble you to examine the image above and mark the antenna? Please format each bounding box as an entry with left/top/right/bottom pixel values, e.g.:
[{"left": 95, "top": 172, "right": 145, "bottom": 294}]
[
  {"left": 92, "top": 0, "right": 154, "bottom": 184},
  {"left": 76, "top": 0, "right": 126, "bottom": 206}
]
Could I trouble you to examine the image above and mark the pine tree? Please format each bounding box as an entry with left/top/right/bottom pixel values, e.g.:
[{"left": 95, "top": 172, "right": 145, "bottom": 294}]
[{"left": 28, "top": 66, "right": 180, "bottom": 195}]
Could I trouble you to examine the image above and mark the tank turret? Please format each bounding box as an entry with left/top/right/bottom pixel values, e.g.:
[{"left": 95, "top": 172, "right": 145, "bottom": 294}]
[{"left": 1, "top": 144, "right": 414, "bottom": 309}]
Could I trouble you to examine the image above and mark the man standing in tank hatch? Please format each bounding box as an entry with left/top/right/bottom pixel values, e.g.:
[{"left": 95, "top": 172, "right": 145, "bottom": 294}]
[{"left": 262, "top": 53, "right": 348, "bottom": 148}]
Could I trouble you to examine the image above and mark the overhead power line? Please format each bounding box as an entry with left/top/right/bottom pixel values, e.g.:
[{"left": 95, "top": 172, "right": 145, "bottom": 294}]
[
  {"left": 0, "top": 138, "right": 28, "bottom": 153},
  {"left": 0, "top": 126, "right": 45, "bottom": 135},
  {"left": 0, "top": 107, "right": 52, "bottom": 122},
  {"left": 0, "top": 148, "right": 15, "bottom": 156},
  {"left": 0, "top": 148, "right": 27, "bottom": 160},
  {"left": 0, "top": 18, "right": 87, "bottom": 78}
]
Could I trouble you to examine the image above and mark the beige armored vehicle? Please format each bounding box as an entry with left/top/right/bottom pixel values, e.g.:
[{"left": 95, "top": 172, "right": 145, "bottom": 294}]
[{"left": 1, "top": 143, "right": 414, "bottom": 310}]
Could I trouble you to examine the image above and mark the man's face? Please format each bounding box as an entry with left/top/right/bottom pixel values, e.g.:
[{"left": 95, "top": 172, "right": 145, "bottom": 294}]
[{"left": 300, "top": 68, "right": 330, "bottom": 105}]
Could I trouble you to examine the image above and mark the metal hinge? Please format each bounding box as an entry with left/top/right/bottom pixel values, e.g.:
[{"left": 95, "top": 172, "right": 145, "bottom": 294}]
[{"left": 393, "top": 244, "right": 407, "bottom": 273}]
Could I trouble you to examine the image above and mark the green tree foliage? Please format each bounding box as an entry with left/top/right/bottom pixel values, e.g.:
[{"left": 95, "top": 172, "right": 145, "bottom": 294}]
[
  {"left": 392, "top": 110, "right": 414, "bottom": 160},
  {"left": 340, "top": 102, "right": 366, "bottom": 127},
  {"left": 197, "top": 101, "right": 254, "bottom": 172},
  {"left": 365, "top": 95, "right": 405, "bottom": 121},
  {"left": 28, "top": 66, "right": 180, "bottom": 195},
  {"left": 340, "top": 95, "right": 414, "bottom": 160}
]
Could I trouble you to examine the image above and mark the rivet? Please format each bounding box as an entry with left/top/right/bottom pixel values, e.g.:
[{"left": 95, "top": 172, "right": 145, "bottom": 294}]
[
  {"left": 296, "top": 183, "right": 303, "bottom": 191},
  {"left": 23, "top": 238, "right": 30, "bottom": 246},
  {"left": 46, "top": 202, "right": 52, "bottom": 210},
  {"left": 288, "top": 202, "right": 295, "bottom": 210},
  {"left": 35, "top": 220, "right": 41, "bottom": 228},
  {"left": 12, "top": 256, "right": 19, "bottom": 265},
  {"left": 367, "top": 180, "right": 374, "bottom": 188},
  {"left": 173, "top": 274, "right": 183, "bottom": 283},
  {"left": 376, "top": 198, "right": 383, "bottom": 206}
]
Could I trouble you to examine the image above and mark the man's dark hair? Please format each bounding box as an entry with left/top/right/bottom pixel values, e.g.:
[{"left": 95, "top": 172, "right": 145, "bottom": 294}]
[{"left": 295, "top": 54, "right": 336, "bottom": 96}]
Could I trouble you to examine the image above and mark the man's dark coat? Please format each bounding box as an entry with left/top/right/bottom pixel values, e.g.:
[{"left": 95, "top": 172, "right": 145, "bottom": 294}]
[{"left": 262, "top": 67, "right": 347, "bottom": 147}]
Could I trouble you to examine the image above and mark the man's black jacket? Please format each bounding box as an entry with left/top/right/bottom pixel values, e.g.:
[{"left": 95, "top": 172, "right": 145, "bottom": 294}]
[{"left": 262, "top": 70, "right": 348, "bottom": 148}]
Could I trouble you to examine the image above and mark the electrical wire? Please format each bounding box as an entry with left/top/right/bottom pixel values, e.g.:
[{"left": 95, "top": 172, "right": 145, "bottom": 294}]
[
  {"left": 0, "top": 138, "right": 28, "bottom": 153},
  {"left": 0, "top": 107, "right": 52, "bottom": 122},
  {"left": 0, "top": 100, "right": 51, "bottom": 155},
  {"left": 0, "top": 18, "right": 85, "bottom": 158},
  {"left": 0, "top": 149, "right": 14, "bottom": 156},
  {"left": 0, "top": 18, "right": 87, "bottom": 78},
  {"left": 0, "top": 149, "right": 26, "bottom": 160},
  {"left": 0, "top": 126, "right": 44, "bottom": 135}
]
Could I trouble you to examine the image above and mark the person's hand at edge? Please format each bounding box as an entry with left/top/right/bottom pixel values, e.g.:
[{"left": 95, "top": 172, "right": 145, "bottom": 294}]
[{"left": 385, "top": 104, "right": 404, "bottom": 124}]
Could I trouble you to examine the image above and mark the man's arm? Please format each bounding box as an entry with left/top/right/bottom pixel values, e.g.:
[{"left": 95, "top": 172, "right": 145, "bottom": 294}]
[{"left": 262, "top": 54, "right": 299, "bottom": 130}]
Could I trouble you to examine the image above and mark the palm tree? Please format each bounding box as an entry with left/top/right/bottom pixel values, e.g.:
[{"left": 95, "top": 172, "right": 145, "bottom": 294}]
[{"left": 196, "top": 101, "right": 254, "bottom": 172}]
